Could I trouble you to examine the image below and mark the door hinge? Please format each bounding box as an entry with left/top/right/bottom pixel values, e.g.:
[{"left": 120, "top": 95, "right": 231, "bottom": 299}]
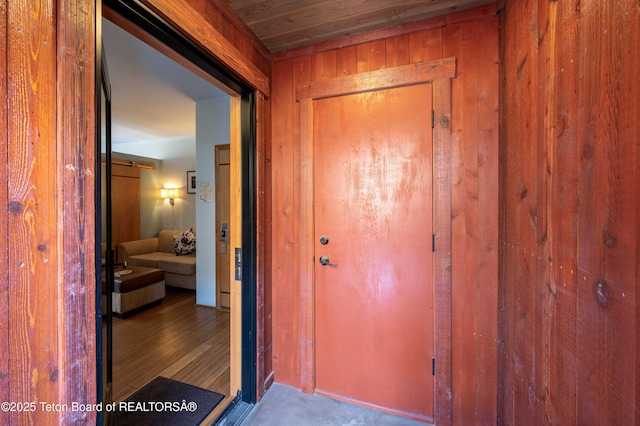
[
  {"left": 432, "top": 234, "right": 435, "bottom": 252},
  {"left": 432, "top": 357, "right": 435, "bottom": 376},
  {"left": 431, "top": 109, "right": 435, "bottom": 128}
]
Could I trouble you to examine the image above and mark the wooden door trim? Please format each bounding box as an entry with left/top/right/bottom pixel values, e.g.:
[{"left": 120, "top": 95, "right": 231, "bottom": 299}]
[{"left": 295, "top": 56, "right": 456, "bottom": 425}]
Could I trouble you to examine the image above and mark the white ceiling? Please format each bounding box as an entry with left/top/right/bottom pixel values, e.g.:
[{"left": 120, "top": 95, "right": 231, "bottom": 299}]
[{"left": 102, "top": 19, "right": 226, "bottom": 160}]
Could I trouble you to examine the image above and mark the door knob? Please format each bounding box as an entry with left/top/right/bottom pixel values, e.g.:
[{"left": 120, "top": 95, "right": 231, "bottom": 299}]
[{"left": 319, "top": 255, "right": 337, "bottom": 267}]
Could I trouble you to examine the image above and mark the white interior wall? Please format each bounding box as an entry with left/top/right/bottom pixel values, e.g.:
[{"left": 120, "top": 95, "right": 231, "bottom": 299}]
[
  {"left": 160, "top": 147, "right": 197, "bottom": 231},
  {"left": 195, "top": 96, "right": 230, "bottom": 307}
]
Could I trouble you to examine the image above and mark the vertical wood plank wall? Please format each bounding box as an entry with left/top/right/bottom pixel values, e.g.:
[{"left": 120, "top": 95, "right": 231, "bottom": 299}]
[
  {"left": 499, "top": 0, "right": 640, "bottom": 424},
  {"left": 271, "top": 6, "right": 499, "bottom": 424},
  {"left": 2, "top": 0, "right": 96, "bottom": 424},
  {"left": 0, "top": 0, "right": 8, "bottom": 415}
]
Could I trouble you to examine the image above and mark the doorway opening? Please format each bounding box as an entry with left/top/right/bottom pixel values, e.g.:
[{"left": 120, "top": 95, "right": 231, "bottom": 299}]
[{"left": 96, "top": 0, "right": 257, "bottom": 423}]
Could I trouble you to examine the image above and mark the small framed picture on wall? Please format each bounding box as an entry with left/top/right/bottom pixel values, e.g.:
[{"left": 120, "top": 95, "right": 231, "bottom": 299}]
[{"left": 187, "top": 171, "right": 196, "bottom": 194}]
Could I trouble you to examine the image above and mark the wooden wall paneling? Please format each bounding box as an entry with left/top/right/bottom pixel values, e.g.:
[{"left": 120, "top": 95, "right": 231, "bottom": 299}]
[
  {"left": 271, "top": 58, "right": 300, "bottom": 389},
  {"left": 408, "top": 28, "right": 443, "bottom": 64},
  {"left": 500, "top": 0, "right": 640, "bottom": 424},
  {"left": 496, "top": 6, "right": 508, "bottom": 424},
  {"left": 385, "top": 34, "right": 410, "bottom": 68},
  {"left": 186, "top": 0, "right": 272, "bottom": 77},
  {"left": 532, "top": 3, "right": 551, "bottom": 424},
  {"left": 0, "top": 0, "right": 9, "bottom": 415},
  {"left": 336, "top": 45, "right": 358, "bottom": 76},
  {"left": 272, "top": 4, "right": 495, "bottom": 62},
  {"left": 255, "top": 91, "right": 272, "bottom": 398},
  {"left": 499, "top": 1, "right": 539, "bottom": 424},
  {"left": 441, "top": 16, "right": 500, "bottom": 425},
  {"left": 473, "top": 15, "right": 499, "bottom": 425},
  {"left": 575, "top": 1, "right": 638, "bottom": 424},
  {"left": 297, "top": 97, "right": 315, "bottom": 394},
  {"left": 498, "top": 4, "right": 537, "bottom": 424},
  {"left": 536, "top": 2, "right": 579, "bottom": 424},
  {"left": 209, "top": 0, "right": 272, "bottom": 64},
  {"left": 311, "top": 50, "right": 337, "bottom": 81},
  {"left": 444, "top": 20, "right": 480, "bottom": 425},
  {"left": 255, "top": 92, "right": 265, "bottom": 395},
  {"left": 262, "top": 91, "right": 274, "bottom": 392},
  {"left": 141, "top": 0, "right": 270, "bottom": 96},
  {"left": 291, "top": 55, "right": 311, "bottom": 392},
  {"left": 57, "top": 0, "right": 97, "bottom": 422},
  {"left": 7, "top": 2, "right": 61, "bottom": 424},
  {"left": 356, "top": 40, "right": 386, "bottom": 73}
]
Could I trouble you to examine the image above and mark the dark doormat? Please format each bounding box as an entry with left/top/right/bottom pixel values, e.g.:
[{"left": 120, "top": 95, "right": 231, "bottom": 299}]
[{"left": 110, "top": 376, "right": 224, "bottom": 425}]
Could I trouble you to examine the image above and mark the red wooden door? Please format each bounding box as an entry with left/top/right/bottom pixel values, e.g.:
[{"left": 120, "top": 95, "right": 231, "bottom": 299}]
[{"left": 314, "top": 83, "right": 434, "bottom": 422}]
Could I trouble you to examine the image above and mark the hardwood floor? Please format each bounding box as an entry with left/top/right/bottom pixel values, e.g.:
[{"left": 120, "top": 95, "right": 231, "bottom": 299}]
[{"left": 102, "top": 287, "right": 230, "bottom": 404}]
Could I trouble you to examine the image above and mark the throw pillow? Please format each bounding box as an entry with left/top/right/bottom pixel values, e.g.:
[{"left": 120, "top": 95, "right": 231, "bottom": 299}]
[{"left": 174, "top": 228, "right": 196, "bottom": 256}]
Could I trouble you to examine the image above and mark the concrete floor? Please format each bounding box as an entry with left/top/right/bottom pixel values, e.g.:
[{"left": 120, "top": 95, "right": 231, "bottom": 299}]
[{"left": 240, "top": 384, "right": 427, "bottom": 426}]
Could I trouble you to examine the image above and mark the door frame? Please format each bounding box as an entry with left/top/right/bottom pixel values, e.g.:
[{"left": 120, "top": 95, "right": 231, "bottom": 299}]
[
  {"left": 96, "top": 0, "right": 261, "bottom": 417},
  {"left": 295, "top": 57, "right": 456, "bottom": 425}
]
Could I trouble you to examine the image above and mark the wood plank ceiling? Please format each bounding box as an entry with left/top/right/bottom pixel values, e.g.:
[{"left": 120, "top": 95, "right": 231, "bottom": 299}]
[{"left": 227, "top": 0, "right": 496, "bottom": 52}]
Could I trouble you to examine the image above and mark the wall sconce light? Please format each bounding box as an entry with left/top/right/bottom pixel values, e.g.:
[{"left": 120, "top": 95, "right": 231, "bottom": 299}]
[
  {"left": 161, "top": 188, "right": 181, "bottom": 229},
  {"left": 160, "top": 188, "right": 180, "bottom": 206}
]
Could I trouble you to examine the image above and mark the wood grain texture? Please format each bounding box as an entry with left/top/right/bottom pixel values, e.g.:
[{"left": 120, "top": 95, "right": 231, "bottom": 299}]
[
  {"left": 444, "top": 20, "right": 477, "bottom": 426},
  {"left": 270, "top": 59, "right": 299, "bottom": 388},
  {"left": 3, "top": 1, "right": 96, "bottom": 422},
  {"left": 433, "top": 76, "right": 453, "bottom": 426},
  {"left": 56, "top": 0, "right": 97, "bottom": 423},
  {"left": 229, "top": 96, "right": 242, "bottom": 395},
  {"left": 272, "top": 9, "right": 498, "bottom": 424},
  {"left": 297, "top": 58, "right": 456, "bottom": 101},
  {"left": 2, "top": 1, "right": 96, "bottom": 424},
  {"left": 498, "top": 2, "right": 538, "bottom": 425},
  {"left": 178, "top": 0, "right": 271, "bottom": 76},
  {"left": 472, "top": 16, "right": 499, "bottom": 425},
  {"left": 272, "top": 4, "right": 495, "bottom": 62},
  {"left": 261, "top": 91, "right": 274, "bottom": 395},
  {"left": 0, "top": 0, "right": 9, "bottom": 416},
  {"left": 141, "top": 0, "right": 271, "bottom": 96},
  {"left": 7, "top": 1, "right": 61, "bottom": 424},
  {"left": 229, "top": 0, "right": 495, "bottom": 52},
  {"left": 443, "top": 17, "right": 499, "bottom": 425},
  {"left": 106, "top": 289, "right": 230, "bottom": 402},
  {"left": 297, "top": 97, "right": 315, "bottom": 394},
  {"left": 254, "top": 91, "right": 273, "bottom": 399},
  {"left": 499, "top": 0, "right": 640, "bottom": 424},
  {"left": 574, "top": 1, "right": 639, "bottom": 423}
]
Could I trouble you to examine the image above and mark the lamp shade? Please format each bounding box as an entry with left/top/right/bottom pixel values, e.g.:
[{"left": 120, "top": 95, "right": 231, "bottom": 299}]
[{"left": 160, "top": 188, "right": 180, "bottom": 199}]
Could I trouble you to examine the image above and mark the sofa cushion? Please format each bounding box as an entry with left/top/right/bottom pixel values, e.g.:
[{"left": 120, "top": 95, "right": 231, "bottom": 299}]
[
  {"left": 158, "top": 253, "right": 196, "bottom": 275},
  {"left": 117, "top": 238, "right": 159, "bottom": 263},
  {"left": 127, "top": 251, "right": 196, "bottom": 276},
  {"left": 174, "top": 228, "right": 196, "bottom": 255},
  {"left": 127, "top": 252, "right": 171, "bottom": 269},
  {"left": 158, "top": 230, "right": 182, "bottom": 253}
]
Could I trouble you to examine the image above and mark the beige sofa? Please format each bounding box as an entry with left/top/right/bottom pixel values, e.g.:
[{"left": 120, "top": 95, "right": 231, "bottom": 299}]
[{"left": 116, "top": 230, "right": 196, "bottom": 290}]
